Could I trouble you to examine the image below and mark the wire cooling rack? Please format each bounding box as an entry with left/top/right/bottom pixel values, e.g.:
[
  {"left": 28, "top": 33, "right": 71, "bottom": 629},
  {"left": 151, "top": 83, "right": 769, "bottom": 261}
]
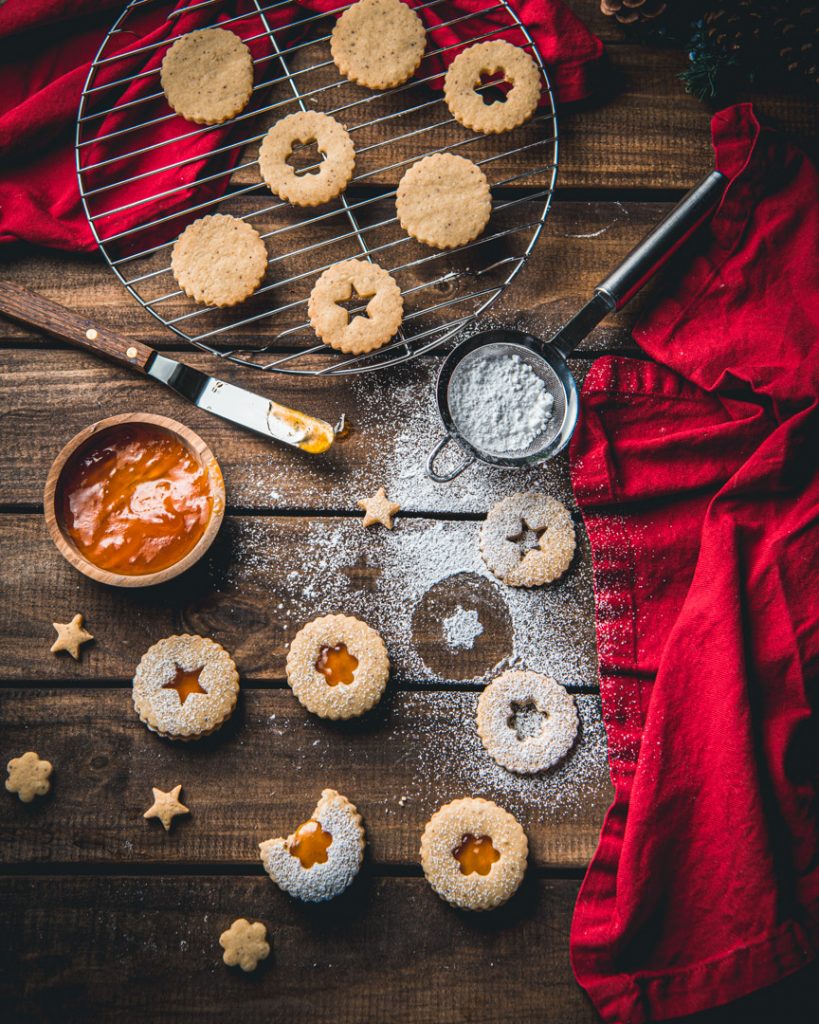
[{"left": 76, "top": 0, "right": 558, "bottom": 375}]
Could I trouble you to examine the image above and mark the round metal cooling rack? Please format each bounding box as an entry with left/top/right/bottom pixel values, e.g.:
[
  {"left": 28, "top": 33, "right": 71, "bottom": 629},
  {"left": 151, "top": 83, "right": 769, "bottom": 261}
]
[{"left": 76, "top": 0, "right": 558, "bottom": 376}]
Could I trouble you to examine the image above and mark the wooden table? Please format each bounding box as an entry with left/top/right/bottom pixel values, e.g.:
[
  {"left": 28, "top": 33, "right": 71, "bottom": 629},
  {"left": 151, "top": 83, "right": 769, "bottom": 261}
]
[{"left": 1, "top": 3, "right": 816, "bottom": 1021}]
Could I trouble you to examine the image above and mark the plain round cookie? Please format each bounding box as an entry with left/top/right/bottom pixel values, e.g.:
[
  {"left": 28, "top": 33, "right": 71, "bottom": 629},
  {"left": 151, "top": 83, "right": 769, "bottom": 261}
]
[
  {"left": 331, "top": 0, "right": 426, "bottom": 89},
  {"left": 132, "top": 634, "right": 240, "bottom": 741},
  {"left": 258, "top": 111, "right": 355, "bottom": 207},
  {"left": 171, "top": 214, "right": 267, "bottom": 307},
  {"left": 161, "top": 28, "right": 254, "bottom": 125},
  {"left": 420, "top": 797, "right": 528, "bottom": 911},
  {"left": 444, "top": 40, "right": 540, "bottom": 134},
  {"left": 480, "top": 492, "right": 576, "bottom": 587},
  {"left": 308, "top": 259, "right": 403, "bottom": 354},
  {"left": 286, "top": 614, "right": 389, "bottom": 719},
  {"left": 396, "top": 153, "right": 491, "bottom": 249},
  {"left": 477, "top": 670, "right": 578, "bottom": 773},
  {"left": 260, "top": 789, "right": 365, "bottom": 902}
]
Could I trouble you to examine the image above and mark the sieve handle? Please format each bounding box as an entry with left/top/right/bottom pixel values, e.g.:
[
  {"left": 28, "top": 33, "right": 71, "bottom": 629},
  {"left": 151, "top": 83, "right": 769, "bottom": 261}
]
[
  {"left": 425, "top": 435, "right": 475, "bottom": 482},
  {"left": 595, "top": 170, "right": 727, "bottom": 310}
]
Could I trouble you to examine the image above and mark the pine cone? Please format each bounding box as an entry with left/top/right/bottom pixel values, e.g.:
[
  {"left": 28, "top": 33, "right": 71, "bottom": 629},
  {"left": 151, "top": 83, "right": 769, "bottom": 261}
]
[
  {"left": 704, "top": 2, "right": 765, "bottom": 54},
  {"left": 772, "top": 5, "right": 819, "bottom": 87},
  {"left": 600, "top": 0, "right": 668, "bottom": 26}
]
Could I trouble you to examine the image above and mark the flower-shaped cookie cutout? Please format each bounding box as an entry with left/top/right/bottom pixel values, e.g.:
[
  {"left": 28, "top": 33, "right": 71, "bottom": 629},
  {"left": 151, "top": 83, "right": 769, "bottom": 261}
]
[
  {"left": 5, "top": 751, "right": 52, "bottom": 803},
  {"left": 219, "top": 918, "right": 270, "bottom": 971},
  {"left": 420, "top": 797, "right": 528, "bottom": 911},
  {"left": 480, "top": 492, "right": 576, "bottom": 587},
  {"left": 259, "top": 789, "right": 365, "bottom": 903}
]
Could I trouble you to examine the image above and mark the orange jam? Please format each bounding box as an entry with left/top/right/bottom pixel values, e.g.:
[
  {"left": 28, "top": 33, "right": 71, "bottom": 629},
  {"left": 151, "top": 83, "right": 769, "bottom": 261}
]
[
  {"left": 453, "top": 834, "right": 500, "bottom": 876},
  {"left": 57, "top": 424, "right": 213, "bottom": 576},
  {"left": 315, "top": 643, "right": 358, "bottom": 686},
  {"left": 162, "top": 665, "right": 207, "bottom": 705},
  {"left": 290, "top": 819, "right": 333, "bottom": 868}
]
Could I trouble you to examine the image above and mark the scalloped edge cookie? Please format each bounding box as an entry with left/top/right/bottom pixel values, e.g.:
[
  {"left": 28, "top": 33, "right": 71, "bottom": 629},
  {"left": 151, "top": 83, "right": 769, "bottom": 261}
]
[
  {"left": 259, "top": 111, "right": 355, "bottom": 207},
  {"left": 331, "top": 0, "right": 427, "bottom": 89},
  {"left": 480, "top": 492, "right": 576, "bottom": 587},
  {"left": 396, "top": 153, "right": 491, "bottom": 249},
  {"left": 161, "top": 28, "right": 254, "bottom": 126},
  {"left": 171, "top": 214, "right": 267, "bottom": 307},
  {"left": 443, "top": 40, "right": 540, "bottom": 135},
  {"left": 308, "top": 259, "right": 403, "bottom": 354}
]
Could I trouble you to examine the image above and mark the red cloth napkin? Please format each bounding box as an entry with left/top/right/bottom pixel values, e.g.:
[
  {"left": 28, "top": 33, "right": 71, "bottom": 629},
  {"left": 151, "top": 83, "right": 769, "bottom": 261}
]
[
  {"left": 0, "top": 0, "right": 603, "bottom": 252},
  {"left": 569, "top": 102, "right": 819, "bottom": 1023}
]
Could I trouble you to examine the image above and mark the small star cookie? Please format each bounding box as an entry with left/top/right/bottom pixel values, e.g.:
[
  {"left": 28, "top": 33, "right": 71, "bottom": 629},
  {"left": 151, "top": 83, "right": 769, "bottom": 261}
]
[
  {"left": 5, "top": 751, "right": 52, "bottom": 802},
  {"left": 357, "top": 487, "right": 400, "bottom": 529},
  {"left": 219, "top": 918, "right": 270, "bottom": 971},
  {"left": 51, "top": 613, "right": 94, "bottom": 660},
  {"left": 143, "top": 784, "right": 189, "bottom": 831}
]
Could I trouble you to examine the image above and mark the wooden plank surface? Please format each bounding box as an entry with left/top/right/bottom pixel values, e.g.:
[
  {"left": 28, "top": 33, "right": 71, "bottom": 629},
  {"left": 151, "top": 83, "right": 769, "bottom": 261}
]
[{"left": 0, "top": 689, "right": 610, "bottom": 868}]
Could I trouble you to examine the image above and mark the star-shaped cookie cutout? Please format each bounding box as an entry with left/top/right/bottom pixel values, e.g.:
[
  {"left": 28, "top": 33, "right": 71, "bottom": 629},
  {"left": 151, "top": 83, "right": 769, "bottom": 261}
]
[
  {"left": 506, "top": 518, "right": 546, "bottom": 556},
  {"left": 51, "top": 613, "right": 94, "bottom": 660},
  {"left": 5, "top": 751, "right": 53, "bottom": 803},
  {"left": 143, "top": 784, "right": 190, "bottom": 832},
  {"left": 219, "top": 918, "right": 271, "bottom": 971},
  {"left": 357, "top": 487, "right": 400, "bottom": 529}
]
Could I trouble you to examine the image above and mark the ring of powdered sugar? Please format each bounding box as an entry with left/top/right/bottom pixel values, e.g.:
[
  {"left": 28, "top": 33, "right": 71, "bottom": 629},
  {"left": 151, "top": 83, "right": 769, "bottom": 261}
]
[
  {"left": 419, "top": 797, "right": 528, "bottom": 911},
  {"left": 479, "top": 492, "right": 576, "bottom": 587},
  {"left": 132, "top": 634, "right": 240, "bottom": 740},
  {"left": 259, "top": 789, "right": 365, "bottom": 902},
  {"left": 286, "top": 614, "right": 389, "bottom": 719},
  {"left": 258, "top": 111, "right": 355, "bottom": 207},
  {"left": 476, "top": 669, "right": 578, "bottom": 774}
]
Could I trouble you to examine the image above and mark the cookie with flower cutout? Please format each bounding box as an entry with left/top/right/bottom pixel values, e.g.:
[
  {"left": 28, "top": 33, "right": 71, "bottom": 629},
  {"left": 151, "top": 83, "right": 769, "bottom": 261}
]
[
  {"left": 420, "top": 797, "right": 528, "bottom": 911},
  {"left": 480, "top": 492, "right": 576, "bottom": 587},
  {"left": 286, "top": 614, "right": 389, "bottom": 719},
  {"left": 477, "top": 669, "right": 578, "bottom": 774},
  {"left": 132, "top": 634, "right": 240, "bottom": 740},
  {"left": 259, "top": 789, "right": 365, "bottom": 902}
]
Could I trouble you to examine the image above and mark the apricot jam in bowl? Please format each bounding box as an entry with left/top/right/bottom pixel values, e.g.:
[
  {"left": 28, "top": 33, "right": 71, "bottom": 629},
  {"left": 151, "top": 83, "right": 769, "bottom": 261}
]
[{"left": 44, "top": 413, "right": 225, "bottom": 587}]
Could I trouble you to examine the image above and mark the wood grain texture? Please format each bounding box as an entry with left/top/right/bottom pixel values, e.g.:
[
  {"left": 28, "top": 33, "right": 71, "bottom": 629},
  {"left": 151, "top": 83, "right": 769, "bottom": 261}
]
[
  {"left": 0, "top": 875, "right": 596, "bottom": 1024},
  {"left": 0, "top": 689, "right": 610, "bottom": 868},
  {"left": 0, "top": 514, "right": 598, "bottom": 687}
]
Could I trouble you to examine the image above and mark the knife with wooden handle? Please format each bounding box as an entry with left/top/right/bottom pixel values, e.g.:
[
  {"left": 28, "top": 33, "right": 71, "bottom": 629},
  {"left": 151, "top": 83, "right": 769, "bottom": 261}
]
[{"left": 0, "top": 280, "right": 336, "bottom": 454}]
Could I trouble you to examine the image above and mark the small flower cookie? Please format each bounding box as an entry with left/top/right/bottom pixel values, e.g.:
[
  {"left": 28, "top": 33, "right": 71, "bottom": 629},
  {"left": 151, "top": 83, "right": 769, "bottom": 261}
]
[
  {"left": 286, "top": 614, "right": 389, "bottom": 719},
  {"left": 480, "top": 492, "right": 576, "bottom": 587},
  {"left": 259, "top": 111, "right": 355, "bottom": 207},
  {"left": 396, "top": 153, "right": 491, "bottom": 249},
  {"left": 132, "top": 634, "right": 240, "bottom": 741},
  {"left": 477, "top": 670, "right": 578, "bottom": 774},
  {"left": 420, "top": 797, "right": 528, "bottom": 911},
  {"left": 444, "top": 40, "right": 540, "bottom": 135},
  {"left": 260, "top": 789, "right": 365, "bottom": 902},
  {"left": 172, "top": 214, "right": 267, "bottom": 307},
  {"left": 161, "top": 28, "right": 254, "bottom": 125},
  {"left": 308, "top": 259, "right": 403, "bottom": 354},
  {"left": 331, "top": 0, "right": 427, "bottom": 90},
  {"left": 219, "top": 918, "right": 270, "bottom": 971},
  {"left": 5, "top": 752, "right": 52, "bottom": 803}
]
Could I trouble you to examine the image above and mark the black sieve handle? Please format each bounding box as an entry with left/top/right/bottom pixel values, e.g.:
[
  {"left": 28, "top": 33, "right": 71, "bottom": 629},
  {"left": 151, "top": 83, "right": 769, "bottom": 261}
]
[{"left": 595, "top": 170, "right": 727, "bottom": 310}]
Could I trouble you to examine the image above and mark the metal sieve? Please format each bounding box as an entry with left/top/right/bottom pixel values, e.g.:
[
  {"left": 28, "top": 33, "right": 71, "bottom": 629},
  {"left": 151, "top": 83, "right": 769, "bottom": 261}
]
[{"left": 425, "top": 170, "right": 727, "bottom": 482}]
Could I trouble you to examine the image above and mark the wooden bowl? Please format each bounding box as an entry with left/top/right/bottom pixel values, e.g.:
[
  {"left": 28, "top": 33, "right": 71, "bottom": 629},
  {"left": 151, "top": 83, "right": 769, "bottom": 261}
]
[{"left": 44, "top": 412, "right": 225, "bottom": 588}]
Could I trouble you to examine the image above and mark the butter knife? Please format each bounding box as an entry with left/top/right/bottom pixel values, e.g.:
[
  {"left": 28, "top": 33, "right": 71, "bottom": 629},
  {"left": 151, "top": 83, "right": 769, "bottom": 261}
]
[{"left": 0, "top": 281, "right": 335, "bottom": 454}]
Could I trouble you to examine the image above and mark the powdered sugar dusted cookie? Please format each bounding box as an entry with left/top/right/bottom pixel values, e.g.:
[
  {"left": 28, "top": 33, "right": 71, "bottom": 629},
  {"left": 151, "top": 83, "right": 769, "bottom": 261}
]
[
  {"left": 331, "top": 0, "right": 426, "bottom": 89},
  {"left": 161, "top": 28, "right": 254, "bottom": 125},
  {"left": 480, "top": 492, "right": 575, "bottom": 587},
  {"left": 396, "top": 153, "right": 491, "bottom": 249},
  {"left": 420, "top": 797, "right": 527, "bottom": 911},
  {"left": 477, "top": 669, "right": 578, "bottom": 773},
  {"left": 286, "top": 614, "right": 389, "bottom": 719},
  {"left": 172, "top": 214, "right": 267, "bottom": 307},
  {"left": 260, "top": 789, "right": 365, "bottom": 902},
  {"left": 444, "top": 40, "right": 540, "bottom": 134},
  {"left": 132, "top": 634, "right": 240, "bottom": 740},
  {"left": 308, "top": 259, "right": 403, "bottom": 354},
  {"left": 259, "top": 111, "right": 355, "bottom": 207}
]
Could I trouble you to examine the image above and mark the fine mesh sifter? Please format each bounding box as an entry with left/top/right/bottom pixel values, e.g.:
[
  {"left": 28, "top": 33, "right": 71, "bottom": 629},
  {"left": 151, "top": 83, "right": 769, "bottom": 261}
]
[{"left": 425, "top": 170, "right": 727, "bottom": 481}]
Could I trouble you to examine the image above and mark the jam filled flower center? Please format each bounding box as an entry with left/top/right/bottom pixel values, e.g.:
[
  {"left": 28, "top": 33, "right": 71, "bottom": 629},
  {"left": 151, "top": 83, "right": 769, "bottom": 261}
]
[
  {"left": 315, "top": 643, "right": 359, "bottom": 686},
  {"left": 453, "top": 833, "right": 500, "bottom": 876},
  {"left": 290, "top": 819, "right": 333, "bottom": 869}
]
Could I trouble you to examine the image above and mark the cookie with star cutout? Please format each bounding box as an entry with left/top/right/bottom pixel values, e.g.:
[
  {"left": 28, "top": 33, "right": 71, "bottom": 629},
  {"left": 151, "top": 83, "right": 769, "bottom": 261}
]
[{"left": 479, "top": 492, "right": 575, "bottom": 587}]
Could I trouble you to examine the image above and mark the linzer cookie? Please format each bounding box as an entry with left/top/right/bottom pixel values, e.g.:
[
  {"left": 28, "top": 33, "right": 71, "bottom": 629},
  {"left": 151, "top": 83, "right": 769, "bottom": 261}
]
[
  {"left": 396, "top": 153, "right": 491, "bottom": 249},
  {"left": 132, "top": 634, "right": 240, "bottom": 740},
  {"left": 161, "top": 29, "right": 254, "bottom": 125},
  {"left": 477, "top": 669, "right": 578, "bottom": 774},
  {"left": 444, "top": 40, "right": 540, "bottom": 134},
  {"left": 420, "top": 797, "right": 528, "bottom": 911},
  {"left": 171, "top": 214, "right": 267, "bottom": 307},
  {"left": 258, "top": 111, "right": 355, "bottom": 207},
  {"left": 331, "top": 0, "right": 426, "bottom": 89},
  {"left": 308, "top": 259, "right": 403, "bottom": 354},
  {"left": 480, "top": 492, "right": 576, "bottom": 587},
  {"left": 286, "top": 614, "right": 389, "bottom": 719},
  {"left": 260, "top": 789, "right": 365, "bottom": 902}
]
